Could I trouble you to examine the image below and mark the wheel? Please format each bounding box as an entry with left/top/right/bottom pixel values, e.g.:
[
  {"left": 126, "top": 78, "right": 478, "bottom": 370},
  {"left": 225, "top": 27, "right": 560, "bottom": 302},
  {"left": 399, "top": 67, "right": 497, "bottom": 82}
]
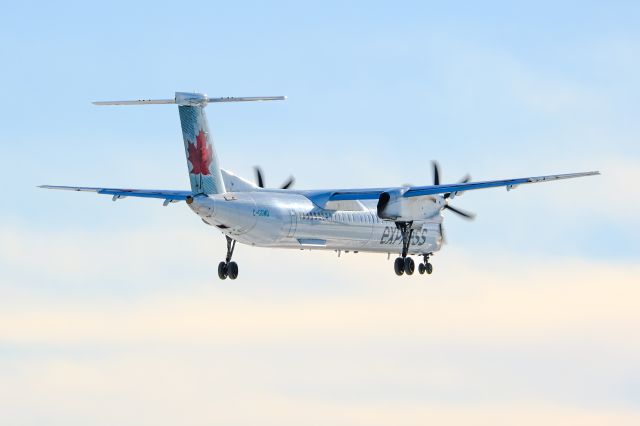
[
  {"left": 418, "top": 263, "right": 426, "bottom": 274},
  {"left": 426, "top": 262, "right": 433, "bottom": 274},
  {"left": 227, "top": 261, "right": 239, "bottom": 280},
  {"left": 404, "top": 257, "right": 415, "bottom": 275},
  {"left": 393, "top": 257, "right": 405, "bottom": 276},
  {"left": 218, "top": 261, "right": 228, "bottom": 280}
]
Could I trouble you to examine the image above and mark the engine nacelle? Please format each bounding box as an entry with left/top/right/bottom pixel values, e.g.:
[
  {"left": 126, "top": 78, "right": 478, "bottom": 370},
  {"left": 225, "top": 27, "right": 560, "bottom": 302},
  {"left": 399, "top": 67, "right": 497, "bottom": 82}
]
[{"left": 377, "top": 189, "right": 442, "bottom": 221}]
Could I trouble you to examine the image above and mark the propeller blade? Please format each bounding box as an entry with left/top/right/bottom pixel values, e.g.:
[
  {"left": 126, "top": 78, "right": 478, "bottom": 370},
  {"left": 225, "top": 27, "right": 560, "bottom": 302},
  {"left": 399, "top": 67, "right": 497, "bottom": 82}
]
[
  {"left": 432, "top": 161, "right": 441, "bottom": 186},
  {"left": 458, "top": 174, "right": 471, "bottom": 184},
  {"left": 254, "top": 166, "right": 265, "bottom": 188},
  {"left": 444, "top": 204, "right": 476, "bottom": 220},
  {"left": 255, "top": 166, "right": 295, "bottom": 189},
  {"left": 280, "top": 176, "right": 295, "bottom": 189}
]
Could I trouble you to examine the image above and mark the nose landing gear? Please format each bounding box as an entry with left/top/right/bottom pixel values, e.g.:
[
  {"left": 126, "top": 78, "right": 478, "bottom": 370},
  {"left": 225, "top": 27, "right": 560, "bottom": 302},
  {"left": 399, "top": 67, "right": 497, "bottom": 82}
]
[
  {"left": 417, "top": 254, "right": 433, "bottom": 275},
  {"left": 218, "top": 235, "right": 239, "bottom": 280}
]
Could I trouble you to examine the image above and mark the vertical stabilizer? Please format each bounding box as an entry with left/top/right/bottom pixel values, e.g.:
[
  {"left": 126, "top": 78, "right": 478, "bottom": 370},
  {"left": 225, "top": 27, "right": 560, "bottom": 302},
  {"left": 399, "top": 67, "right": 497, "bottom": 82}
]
[{"left": 176, "top": 92, "right": 225, "bottom": 195}]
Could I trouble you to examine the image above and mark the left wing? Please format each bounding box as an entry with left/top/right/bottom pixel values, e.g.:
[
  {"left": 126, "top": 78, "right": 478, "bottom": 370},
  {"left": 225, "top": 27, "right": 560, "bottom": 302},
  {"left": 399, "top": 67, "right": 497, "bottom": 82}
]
[
  {"left": 39, "top": 185, "right": 192, "bottom": 202},
  {"left": 299, "top": 171, "right": 600, "bottom": 207}
]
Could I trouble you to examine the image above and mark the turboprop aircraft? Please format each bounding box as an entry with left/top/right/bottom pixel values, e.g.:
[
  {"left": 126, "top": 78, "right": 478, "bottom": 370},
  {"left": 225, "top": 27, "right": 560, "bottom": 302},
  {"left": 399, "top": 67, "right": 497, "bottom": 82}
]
[{"left": 41, "top": 92, "right": 599, "bottom": 279}]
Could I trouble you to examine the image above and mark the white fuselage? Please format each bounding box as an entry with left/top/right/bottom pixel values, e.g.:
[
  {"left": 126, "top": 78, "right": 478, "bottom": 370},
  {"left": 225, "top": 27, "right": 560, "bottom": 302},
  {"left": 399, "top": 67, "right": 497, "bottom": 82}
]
[{"left": 188, "top": 190, "right": 443, "bottom": 256}]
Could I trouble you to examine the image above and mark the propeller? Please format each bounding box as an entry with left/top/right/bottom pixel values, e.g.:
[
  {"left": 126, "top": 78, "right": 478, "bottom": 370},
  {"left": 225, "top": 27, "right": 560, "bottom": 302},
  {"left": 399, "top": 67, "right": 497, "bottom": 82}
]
[
  {"left": 443, "top": 204, "right": 476, "bottom": 219},
  {"left": 254, "top": 166, "right": 295, "bottom": 189},
  {"left": 432, "top": 161, "right": 476, "bottom": 220}
]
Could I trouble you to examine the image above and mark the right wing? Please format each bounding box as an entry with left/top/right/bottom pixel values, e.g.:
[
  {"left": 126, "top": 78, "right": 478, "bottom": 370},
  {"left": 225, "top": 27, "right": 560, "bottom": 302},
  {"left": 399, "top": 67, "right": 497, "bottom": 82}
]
[{"left": 298, "top": 171, "right": 600, "bottom": 207}]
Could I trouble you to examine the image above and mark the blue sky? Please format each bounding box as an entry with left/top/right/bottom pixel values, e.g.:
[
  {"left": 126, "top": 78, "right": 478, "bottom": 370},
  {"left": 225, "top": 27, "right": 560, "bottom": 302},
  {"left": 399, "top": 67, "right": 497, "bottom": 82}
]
[
  {"left": 2, "top": 0, "right": 639, "bottom": 258},
  {"left": 1, "top": 1, "right": 639, "bottom": 425}
]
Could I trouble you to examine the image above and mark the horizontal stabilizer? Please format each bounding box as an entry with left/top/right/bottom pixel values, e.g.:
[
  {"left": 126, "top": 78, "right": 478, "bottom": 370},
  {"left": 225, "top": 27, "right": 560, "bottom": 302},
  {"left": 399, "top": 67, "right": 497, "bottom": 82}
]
[
  {"left": 93, "top": 92, "right": 286, "bottom": 106},
  {"left": 93, "top": 99, "right": 176, "bottom": 106}
]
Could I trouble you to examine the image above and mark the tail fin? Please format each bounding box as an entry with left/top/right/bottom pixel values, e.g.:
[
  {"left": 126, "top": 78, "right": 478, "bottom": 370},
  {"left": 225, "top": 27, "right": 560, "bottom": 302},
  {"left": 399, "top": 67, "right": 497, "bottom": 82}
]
[
  {"left": 93, "top": 92, "right": 286, "bottom": 195},
  {"left": 176, "top": 93, "right": 224, "bottom": 195}
]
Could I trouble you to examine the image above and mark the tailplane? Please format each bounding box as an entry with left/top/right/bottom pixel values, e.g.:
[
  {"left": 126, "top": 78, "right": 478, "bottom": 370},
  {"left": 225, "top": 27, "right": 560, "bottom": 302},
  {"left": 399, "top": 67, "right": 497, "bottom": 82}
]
[{"left": 93, "top": 92, "right": 286, "bottom": 195}]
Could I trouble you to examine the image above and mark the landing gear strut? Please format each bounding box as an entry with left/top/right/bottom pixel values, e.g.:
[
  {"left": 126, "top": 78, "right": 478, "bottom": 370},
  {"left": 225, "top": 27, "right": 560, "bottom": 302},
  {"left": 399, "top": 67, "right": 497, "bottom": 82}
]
[
  {"left": 393, "top": 221, "right": 416, "bottom": 276},
  {"left": 218, "top": 236, "right": 239, "bottom": 280},
  {"left": 397, "top": 221, "right": 413, "bottom": 259}
]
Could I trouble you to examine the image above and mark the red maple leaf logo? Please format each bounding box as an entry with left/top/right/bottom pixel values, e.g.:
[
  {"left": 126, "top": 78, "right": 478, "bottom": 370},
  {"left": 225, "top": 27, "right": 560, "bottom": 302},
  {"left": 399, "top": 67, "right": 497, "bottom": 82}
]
[{"left": 187, "top": 130, "right": 212, "bottom": 175}]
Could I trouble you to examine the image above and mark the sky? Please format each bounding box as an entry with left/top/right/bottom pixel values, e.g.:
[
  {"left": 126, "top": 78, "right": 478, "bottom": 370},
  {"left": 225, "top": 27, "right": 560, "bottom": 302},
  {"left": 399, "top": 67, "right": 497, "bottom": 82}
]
[{"left": 1, "top": 1, "right": 639, "bottom": 425}]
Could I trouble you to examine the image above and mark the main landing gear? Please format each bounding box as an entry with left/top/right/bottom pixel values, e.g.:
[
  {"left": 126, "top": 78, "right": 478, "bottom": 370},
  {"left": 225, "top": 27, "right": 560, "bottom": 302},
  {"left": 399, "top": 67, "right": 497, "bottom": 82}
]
[
  {"left": 393, "top": 221, "right": 434, "bottom": 277},
  {"left": 218, "top": 236, "right": 239, "bottom": 280},
  {"left": 393, "top": 221, "right": 414, "bottom": 276}
]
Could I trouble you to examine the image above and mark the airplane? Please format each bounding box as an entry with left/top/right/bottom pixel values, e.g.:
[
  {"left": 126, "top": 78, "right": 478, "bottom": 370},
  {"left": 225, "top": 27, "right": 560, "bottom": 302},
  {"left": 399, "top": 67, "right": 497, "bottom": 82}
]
[{"left": 40, "top": 92, "right": 599, "bottom": 279}]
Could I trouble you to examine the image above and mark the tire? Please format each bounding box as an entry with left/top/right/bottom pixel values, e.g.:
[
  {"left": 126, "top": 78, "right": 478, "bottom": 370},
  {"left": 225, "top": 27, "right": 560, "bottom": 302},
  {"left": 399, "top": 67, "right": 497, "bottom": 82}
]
[
  {"left": 218, "top": 262, "right": 228, "bottom": 280},
  {"left": 404, "top": 257, "right": 415, "bottom": 275},
  {"left": 394, "top": 257, "right": 405, "bottom": 276},
  {"left": 227, "top": 261, "right": 239, "bottom": 280},
  {"left": 418, "top": 263, "right": 426, "bottom": 274},
  {"left": 426, "top": 263, "right": 433, "bottom": 274}
]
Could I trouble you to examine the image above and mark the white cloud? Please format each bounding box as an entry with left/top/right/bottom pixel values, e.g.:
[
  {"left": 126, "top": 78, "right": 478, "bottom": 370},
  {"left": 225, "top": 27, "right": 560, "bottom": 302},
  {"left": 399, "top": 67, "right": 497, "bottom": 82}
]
[
  {"left": 1, "top": 225, "right": 639, "bottom": 345},
  {"left": 1, "top": 225, "right": 639, "bottom": 426}
]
